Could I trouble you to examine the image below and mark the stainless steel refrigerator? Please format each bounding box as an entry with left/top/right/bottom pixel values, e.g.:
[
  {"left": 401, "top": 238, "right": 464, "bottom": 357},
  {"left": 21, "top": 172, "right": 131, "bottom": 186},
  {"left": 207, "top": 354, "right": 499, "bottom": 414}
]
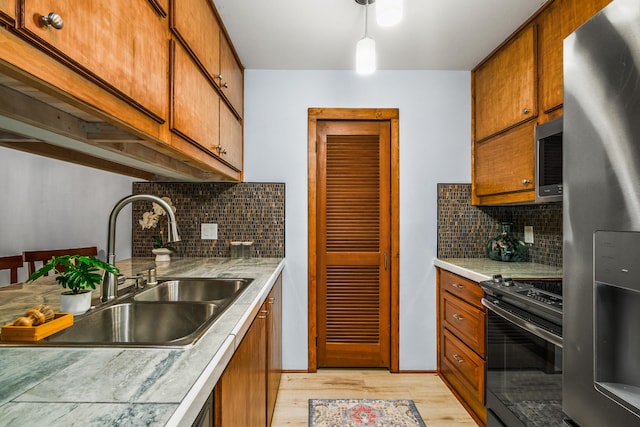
[{"left": 564, "top": 0, "right": 640, "bottom": 425}]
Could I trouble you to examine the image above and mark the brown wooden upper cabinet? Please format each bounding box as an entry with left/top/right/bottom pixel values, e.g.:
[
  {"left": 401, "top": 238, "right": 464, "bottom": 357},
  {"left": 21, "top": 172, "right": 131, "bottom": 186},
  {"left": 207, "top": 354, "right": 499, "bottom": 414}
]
[
  {"left": 0, "top": 0, "right": 244, "bottom": 181},
  {"left": 170, "top": 0, "right": 221, "bottom": 89},
  {"left": 170, "top": 40, "right": 243, "bottom": 173},
  {"left": 170, "top": 40, "right": 221, "bottom": 161},
  {"left": 0, "top": 0, "right": 16, "bottom": 25},
  {"left": 170, "top": 0, "right": 243, "bottom": 173},
  {"left": 473, "top": 121, "right": 536, "bottom": 205},
  {"left": 471, "top": 0, "right": 611, "bottom": 205},
  {"left": 19, "top": 0, "right": 168, "bottom": 123},
  {"left": 219, "top": 35, "right": 244, "bottom": 118},
  {"left": 171, "top": 0, "right": 243, "bottom": 119},
  {"left": 473, "top": 25, "right": 537, "bottom": 143},
  {"left": 538, "top": 0, "right": 612, "bottom": 116}
]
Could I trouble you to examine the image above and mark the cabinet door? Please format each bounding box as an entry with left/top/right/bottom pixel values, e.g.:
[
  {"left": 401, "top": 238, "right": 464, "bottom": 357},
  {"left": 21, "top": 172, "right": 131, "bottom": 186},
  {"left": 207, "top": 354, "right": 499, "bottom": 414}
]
[
  {"left": 170, "top": 40, "right": 220, "bottom": 154},
  {"left": 473, "top": 121, "right": 536, "bottom": 205},
  {"left": 170, "top": 0, "right": 220, "bottom": 80},
  {"left": 0, "top": 0, "right": 15, "bottom": 25},
  {"left": 219, "top": 35, "right": 243, "bottom": 118},
  {"left": 538, "top": 0, "right": 563, "bottom": 115},
  {"left": 474, "top": 25, "right": 537, "bottom": 141},
  {"left": 20, "top": 0, "right": 168, "bottom": 122},
  {"left": 267, "top": 274, "right": 283, "bottom": 427},
  {"left": 218, "top": 307, "right": 267, "bottom": 427},
  {"left": 539, "top": 0, "right": 611, "bottom": 115},
  {"left": 219, "top": 102, "right": 243, "bottom": 171}
]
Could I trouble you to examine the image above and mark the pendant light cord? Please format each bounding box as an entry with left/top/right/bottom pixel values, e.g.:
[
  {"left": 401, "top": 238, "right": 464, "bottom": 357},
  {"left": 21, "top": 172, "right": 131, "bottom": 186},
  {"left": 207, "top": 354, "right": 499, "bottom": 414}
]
[{"left": 364, "top": 0, "right": 370, "bottom": 38}]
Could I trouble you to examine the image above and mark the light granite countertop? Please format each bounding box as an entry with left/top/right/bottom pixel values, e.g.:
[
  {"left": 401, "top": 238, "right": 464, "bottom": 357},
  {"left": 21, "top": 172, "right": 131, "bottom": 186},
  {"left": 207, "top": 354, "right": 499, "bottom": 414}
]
[
  {"left": 434, "top": 257, "right": 562, "bottom": 283},
  {"left": 0, "top": 257, "right": 285, "bottom": 427}
]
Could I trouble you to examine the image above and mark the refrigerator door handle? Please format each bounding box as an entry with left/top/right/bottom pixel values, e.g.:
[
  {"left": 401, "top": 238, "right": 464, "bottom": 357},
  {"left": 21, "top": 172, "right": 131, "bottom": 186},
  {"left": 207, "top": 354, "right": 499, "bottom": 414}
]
[{"left": 481, "top": 298, "right": 563, "bottom": 348}]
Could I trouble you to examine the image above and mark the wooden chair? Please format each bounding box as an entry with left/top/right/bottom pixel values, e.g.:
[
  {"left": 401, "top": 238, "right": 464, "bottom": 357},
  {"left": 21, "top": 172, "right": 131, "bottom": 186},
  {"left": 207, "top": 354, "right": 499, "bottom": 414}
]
[
  {"left": 23, "top": 246, "right": 98, "bottom": 276},
  {"left": 0, "top": 255, "right": 24, "bottom": 284}
]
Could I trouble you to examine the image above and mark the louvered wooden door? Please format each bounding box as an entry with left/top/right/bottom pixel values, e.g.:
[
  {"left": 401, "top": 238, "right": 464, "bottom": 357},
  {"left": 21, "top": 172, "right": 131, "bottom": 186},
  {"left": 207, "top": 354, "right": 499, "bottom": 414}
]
[{"left": 316, "top": 120, "right": 391, "bottom": 367}]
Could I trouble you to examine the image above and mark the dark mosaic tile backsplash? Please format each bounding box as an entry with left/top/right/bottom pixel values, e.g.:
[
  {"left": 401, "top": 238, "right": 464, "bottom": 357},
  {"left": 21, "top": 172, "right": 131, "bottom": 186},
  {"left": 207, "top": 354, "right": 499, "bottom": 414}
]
[
  {"left": 131, "top": 182, "right": 285, "bottom": 258},
  {"left": 437, "top": 184, "right": 562, "bottom": 267}
]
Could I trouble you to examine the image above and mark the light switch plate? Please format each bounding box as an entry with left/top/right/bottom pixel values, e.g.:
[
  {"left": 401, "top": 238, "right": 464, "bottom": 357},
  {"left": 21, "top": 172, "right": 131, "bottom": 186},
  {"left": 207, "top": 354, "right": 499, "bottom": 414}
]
[
  {"left": 524, "top": 226, "right": 534, "bottom": 244},
  {"left": 201, "top": 223, "right": 218, "bottom": 240}
]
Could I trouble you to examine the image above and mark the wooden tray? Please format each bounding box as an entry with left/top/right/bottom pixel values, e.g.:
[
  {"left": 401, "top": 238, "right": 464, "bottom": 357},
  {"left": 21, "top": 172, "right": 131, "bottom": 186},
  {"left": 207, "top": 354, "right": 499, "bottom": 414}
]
[{"left": 1, "top": 313, "right": 73, "bottom": 342}]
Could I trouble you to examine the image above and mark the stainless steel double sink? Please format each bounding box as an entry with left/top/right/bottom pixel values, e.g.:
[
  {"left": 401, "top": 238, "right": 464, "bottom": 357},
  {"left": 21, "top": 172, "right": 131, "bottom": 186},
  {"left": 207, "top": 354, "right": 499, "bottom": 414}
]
[{"left": 43, "top": 278, "right": 252, "bottom": 347}]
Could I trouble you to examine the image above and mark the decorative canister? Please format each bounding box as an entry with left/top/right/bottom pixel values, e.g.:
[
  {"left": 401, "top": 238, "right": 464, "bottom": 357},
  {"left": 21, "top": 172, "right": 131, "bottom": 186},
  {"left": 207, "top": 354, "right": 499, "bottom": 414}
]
[{"left": 486, "top": 222, "right": 528, "bottom": 262}]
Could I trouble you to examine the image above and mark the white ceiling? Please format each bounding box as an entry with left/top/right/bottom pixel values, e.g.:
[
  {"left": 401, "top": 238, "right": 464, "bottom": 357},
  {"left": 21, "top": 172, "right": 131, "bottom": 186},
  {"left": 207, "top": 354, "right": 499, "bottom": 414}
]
[{"left": 212, "top": 0, "right": 548, "bottom": 71}]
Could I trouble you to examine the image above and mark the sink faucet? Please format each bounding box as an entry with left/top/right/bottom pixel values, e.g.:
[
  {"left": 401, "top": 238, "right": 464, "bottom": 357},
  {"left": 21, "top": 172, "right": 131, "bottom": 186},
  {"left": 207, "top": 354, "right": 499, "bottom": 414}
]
[{"left": 101, "top": 194, "right": 181, "bottom": 302}]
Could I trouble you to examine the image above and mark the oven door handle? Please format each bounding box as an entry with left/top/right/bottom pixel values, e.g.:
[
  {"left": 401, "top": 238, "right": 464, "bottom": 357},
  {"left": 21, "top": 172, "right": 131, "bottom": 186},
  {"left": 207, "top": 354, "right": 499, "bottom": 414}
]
[{"left": 481, "top": 298, "right": 563, "bottom": 348}]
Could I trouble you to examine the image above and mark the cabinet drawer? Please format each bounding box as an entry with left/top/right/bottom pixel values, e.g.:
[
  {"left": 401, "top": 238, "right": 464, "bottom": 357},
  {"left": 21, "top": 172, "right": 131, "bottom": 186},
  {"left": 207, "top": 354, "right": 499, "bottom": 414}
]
[
  {"left": 440, "top": 270, "right": 484, "bottom": 308},
  {"left": 442, "top": 329, "right": 485, "bottom": 403},
  {"left": 443, "top": 293, "right": 485, "bottom": 357}
]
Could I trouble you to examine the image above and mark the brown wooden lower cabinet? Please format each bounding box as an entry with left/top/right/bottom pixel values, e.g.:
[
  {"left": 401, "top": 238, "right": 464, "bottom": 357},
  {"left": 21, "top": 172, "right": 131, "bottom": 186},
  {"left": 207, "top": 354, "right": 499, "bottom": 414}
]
[
  {"left": 437, "top": 268, "right": 487, "bottom": 425},
  {"left": 217, "top": 305, "right": 267, "bottom": 427},
  {"left": 215, "top": 273, "right": 282, "bottom": 427}
]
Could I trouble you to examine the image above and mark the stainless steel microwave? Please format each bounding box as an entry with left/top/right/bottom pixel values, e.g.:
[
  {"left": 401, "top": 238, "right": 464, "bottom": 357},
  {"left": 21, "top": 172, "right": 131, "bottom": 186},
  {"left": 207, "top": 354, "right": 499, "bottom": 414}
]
[{"left": 535, "top": 117, "right": 563, "bottom": 203}]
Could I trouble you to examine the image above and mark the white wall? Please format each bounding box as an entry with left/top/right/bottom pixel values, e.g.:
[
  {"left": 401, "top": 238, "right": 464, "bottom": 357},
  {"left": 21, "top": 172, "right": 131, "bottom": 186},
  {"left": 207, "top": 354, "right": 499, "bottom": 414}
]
[
  {"left": 243, "top": 70, "right": 471, "bottom": 370},
  {"left": 0, "top": 147, "right": 137, "bottom": 284}
]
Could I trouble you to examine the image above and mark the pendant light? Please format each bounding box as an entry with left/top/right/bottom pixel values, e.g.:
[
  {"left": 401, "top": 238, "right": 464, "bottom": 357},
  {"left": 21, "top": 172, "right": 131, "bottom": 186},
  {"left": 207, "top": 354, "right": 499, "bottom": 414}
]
[
  {"left": 376, "top": 0, "right": 403, "bottom": 27},
  {"left": 355, "top": 0, "right": 376, "bottom": 75}
]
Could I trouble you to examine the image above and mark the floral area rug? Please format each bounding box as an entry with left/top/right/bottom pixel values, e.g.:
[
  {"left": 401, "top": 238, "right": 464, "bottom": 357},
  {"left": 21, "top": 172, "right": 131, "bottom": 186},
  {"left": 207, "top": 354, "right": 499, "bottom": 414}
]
[{"left": 309, "top": 398, "right": 427, "bottom": 427}]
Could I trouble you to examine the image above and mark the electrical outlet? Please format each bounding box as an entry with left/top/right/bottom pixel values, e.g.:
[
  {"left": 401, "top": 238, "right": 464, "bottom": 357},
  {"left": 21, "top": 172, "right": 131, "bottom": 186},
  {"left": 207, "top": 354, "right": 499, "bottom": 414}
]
[
  {"left": 524, "top": 226, "right": 534, "bottom": 244},
  {"left": 201, "top": 223, "right": 218, "bottom": 240}
]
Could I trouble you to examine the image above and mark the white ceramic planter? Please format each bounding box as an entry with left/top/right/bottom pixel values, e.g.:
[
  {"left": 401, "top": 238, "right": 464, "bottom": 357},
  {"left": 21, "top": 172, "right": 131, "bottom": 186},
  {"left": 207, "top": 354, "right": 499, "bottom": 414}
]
[
  {"left": 152, "top": 248, "right": 172, "bottom": 263},
  {"left": 60, "top": 291, "right": 92, "bottom": 315}
]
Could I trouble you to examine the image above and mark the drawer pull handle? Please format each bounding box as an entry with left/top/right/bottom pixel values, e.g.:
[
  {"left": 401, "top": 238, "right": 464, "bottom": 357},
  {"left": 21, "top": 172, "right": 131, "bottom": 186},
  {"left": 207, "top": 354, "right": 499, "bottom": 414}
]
[
  {"left": 452, "top": 313, "right": 464, "bottom": 322},
  {"left": 452, "top": 353, "right": 465, "bottom": 364},
  {"left": 452, "top": 283, "right": 464, "bottom": 289},
  {"left": 41, "top": 12, "right": 64, "bottom": 30}
]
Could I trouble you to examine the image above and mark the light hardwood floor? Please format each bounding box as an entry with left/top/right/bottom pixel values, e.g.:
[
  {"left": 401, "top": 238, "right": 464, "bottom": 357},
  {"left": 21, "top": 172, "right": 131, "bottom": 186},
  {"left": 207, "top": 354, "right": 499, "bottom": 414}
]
[{"left": 271, "top": 369, "right": 478, "bottom": 426}]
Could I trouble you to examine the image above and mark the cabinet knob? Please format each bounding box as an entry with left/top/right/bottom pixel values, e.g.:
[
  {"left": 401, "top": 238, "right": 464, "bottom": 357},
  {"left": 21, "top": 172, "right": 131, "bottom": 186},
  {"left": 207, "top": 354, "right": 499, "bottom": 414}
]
[
  {"left": 522, "top": 179, "right": 531, "bottom": 185},
  {"left": 223, "top": 82, "right": 229, "bottom": 89},
  {"left": 522, "top": 108, "right": 530, "bottom": 114},
  {"left": 215, "top": 144, "right": 227, "bottom": 156},
  {"left": 452, "top": 353, "right": 465, "bottom": 364},
  {"left": 41, "top": 12, "right": 64, "bottom": 30},
  {"left": 217, "top": 74, "right": 223, "bottom": 80}
]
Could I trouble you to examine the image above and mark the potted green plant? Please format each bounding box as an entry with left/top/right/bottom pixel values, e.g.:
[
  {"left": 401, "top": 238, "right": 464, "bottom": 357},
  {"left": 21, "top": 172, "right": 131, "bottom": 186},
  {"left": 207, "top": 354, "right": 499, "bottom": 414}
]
[{"left": 27, "top": 255, "right": 120, "bottom": 315}]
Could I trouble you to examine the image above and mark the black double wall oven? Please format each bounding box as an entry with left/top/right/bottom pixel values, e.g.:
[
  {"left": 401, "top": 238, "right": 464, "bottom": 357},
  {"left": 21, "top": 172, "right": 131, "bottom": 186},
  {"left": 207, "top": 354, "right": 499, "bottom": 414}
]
[{"left": 480, "top": 276, "right": 564, "bottom": 426}]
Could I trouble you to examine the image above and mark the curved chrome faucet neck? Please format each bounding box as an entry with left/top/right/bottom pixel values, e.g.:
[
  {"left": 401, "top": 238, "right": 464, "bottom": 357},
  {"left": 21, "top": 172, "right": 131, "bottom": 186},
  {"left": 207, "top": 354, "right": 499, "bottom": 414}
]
[{"left": 102, "top": 194, "right": 180, "bottom": 302}]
